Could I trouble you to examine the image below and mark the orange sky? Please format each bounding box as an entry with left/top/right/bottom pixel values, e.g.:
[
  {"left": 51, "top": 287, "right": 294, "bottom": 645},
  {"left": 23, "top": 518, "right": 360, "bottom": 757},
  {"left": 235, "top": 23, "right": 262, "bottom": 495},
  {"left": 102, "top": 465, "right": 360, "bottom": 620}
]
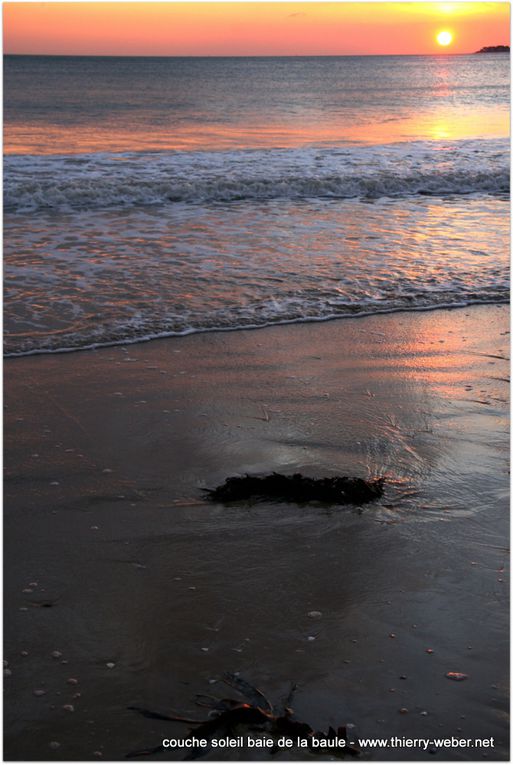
[{"left": 3, "top": 2, "right": 510, "bottom": 56}]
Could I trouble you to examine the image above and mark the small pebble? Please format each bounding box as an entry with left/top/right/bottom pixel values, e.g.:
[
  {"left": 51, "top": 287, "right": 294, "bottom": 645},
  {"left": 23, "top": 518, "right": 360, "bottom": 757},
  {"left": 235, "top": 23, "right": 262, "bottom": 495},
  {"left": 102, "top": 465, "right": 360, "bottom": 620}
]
[
  {"left": 426, "top": 648, "right": 434, "bottom": 654},
  {"left": 3, "top": 660, "right": 8, "bottom": 667},
  {"left": 49, "top": 742, "right": 61, "bottom": 750},
  {"left": 62, "top": 704, "right": 75, "bottom": 712},
  {"left": 28, "top": 582, "right": 38, "bottom": 588},
  {"left": 399, "top": 707, "right": 409, "bottom": 714},
  {"left": 399, "top": 675, "right": 407, "bottom": 680},
  {"left": 67, "top": 678, "right": 79, "bottom": 685},
  {"left": 4, "top": 668, "right": 12, "bottom": 677},
  {"left": 19, "top": 607, "right": 28, "bottom": 612},
  {"left": 389, "top": 632, "right": 396, "bottom": 638},
  {"left": 307, "top": 636, "right": 316, "bottom": 642},
  {"left": 33, "top": 689, "right": 47, "bottom": 697},
  {"left": 106, "top": 662, "right": 115, "bottom": 669},
  {"left": 420, "top": 711, "right": 428, "bottom": 716},
  {"left": 73, "top": 692, "right": 82, "bottom": 699},
  {"left": 20, "top": 650, "right": 29, "bottom": 657},
  {"left": 307, "top": 611, "right": 322, "bottom": 619},
  {"left": 51, "top": 651, "right": 62, "bottom": 659},
  {"left": 201, "top": 647, "right": 209, "bottom": 653},
  {"left": 93, "top": 752, "right": 103, "bottom": 758},
  {"left": 102, "top": 469, "right": 113, "bottom": 474},
  {"left": 50, "top": 481, "right": 60, "bottom": 486},
  {"left": 446, "top": 672, "right": 468, "bottom": 681}
]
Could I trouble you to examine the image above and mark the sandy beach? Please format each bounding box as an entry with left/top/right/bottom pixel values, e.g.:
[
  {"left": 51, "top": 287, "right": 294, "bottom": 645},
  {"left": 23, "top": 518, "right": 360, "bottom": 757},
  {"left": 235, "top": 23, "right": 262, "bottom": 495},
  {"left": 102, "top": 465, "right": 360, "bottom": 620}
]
[{"left": 3, "top": 304, "right": 509, "bottom": 761}]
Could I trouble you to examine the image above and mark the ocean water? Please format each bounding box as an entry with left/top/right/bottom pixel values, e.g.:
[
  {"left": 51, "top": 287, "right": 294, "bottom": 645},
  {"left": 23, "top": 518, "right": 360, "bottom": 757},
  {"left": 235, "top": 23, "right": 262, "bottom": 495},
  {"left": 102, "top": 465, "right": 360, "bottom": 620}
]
[{"left": 4, "top": 54, "right": 510, "bottom": 356}]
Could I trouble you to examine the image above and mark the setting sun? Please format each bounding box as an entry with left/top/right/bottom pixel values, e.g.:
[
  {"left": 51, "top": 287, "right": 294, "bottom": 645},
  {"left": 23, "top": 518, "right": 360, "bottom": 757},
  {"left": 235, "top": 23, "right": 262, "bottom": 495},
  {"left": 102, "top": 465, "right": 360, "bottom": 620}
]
[
  {"left": 4, "top": 3, "right": 509, "bottom": 56},
  {"left": 437, "top": 30, "right": 454, "bottom": 46}
]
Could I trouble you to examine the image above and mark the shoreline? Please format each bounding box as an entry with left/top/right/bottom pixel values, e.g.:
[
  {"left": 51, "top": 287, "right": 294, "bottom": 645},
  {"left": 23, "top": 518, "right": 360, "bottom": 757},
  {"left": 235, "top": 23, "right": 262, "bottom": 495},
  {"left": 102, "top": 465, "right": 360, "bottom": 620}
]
[
  {"left": 4, "top": 303, "right": 509, "bottom": 761},
  {"left": 5, "top": 298, "right": 510, "bottom": 360}
]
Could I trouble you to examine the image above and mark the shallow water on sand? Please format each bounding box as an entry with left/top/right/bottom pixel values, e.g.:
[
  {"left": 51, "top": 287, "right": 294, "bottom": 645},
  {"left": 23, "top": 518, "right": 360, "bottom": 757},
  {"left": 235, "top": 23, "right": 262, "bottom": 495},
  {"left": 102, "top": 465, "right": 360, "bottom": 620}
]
[
  {"left": 3, "top": 54, "right": 510, "bottom": 355},
  {"left": 4, "top": 193, "right": 509, "bottom": 355}
]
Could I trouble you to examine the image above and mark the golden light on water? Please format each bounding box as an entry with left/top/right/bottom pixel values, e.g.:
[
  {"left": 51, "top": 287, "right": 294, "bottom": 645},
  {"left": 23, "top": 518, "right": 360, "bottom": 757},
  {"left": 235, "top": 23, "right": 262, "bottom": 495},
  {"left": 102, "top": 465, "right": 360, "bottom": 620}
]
[{"left": 437, "top": 30, "right": 454, "bottom": 46}]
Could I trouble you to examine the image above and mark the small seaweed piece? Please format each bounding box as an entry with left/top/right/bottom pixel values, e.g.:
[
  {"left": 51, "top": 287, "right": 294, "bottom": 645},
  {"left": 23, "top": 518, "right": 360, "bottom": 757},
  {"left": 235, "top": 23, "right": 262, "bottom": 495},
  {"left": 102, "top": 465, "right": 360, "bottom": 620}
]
[
  {"left": 194, "top": 694, "right": 242, "bottom": 713},
  {"left": 278, "top": 681, "right": 297, "bottom": 717},
  {"left": 205, "top": 473, "right": 384, "bottom": 506},
  {"left": 189, "top": 704, "right": 272, "bottom": 737},
  {"left": 222, "top": 672, "right": 274, "bottom": 713}
]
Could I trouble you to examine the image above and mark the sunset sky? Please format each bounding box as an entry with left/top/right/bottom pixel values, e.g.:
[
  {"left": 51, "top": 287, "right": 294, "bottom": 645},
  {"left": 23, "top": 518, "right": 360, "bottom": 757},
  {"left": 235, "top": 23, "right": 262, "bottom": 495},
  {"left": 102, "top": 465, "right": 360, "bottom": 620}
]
[{"left": 3, "top": 2, "right": 510, "bottom": 57}]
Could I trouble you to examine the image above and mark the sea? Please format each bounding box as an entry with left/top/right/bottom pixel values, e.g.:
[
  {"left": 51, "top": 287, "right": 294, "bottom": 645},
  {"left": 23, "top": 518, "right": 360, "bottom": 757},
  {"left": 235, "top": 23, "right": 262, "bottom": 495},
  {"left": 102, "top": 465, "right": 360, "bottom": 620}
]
[{"left": 3, "top": 54, "right": 510, "bottom": 356}]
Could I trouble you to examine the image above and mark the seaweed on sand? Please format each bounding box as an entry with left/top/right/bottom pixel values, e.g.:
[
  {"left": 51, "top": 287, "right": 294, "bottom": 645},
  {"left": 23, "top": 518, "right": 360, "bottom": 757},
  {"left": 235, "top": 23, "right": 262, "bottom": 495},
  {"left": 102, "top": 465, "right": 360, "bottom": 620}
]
[
  {"left": 127, "top": 672, "right": 360, "bottom": 759},
  {"left": 204, "top": 473, "right": 384, "bottom": 506}
]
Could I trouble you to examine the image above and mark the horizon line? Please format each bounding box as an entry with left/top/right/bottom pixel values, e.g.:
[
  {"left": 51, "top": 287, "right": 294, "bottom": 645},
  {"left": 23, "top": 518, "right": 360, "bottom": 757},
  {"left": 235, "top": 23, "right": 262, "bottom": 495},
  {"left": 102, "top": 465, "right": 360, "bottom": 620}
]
[{"left": 4, "top": 50, "right": 496, "bottom": 57}]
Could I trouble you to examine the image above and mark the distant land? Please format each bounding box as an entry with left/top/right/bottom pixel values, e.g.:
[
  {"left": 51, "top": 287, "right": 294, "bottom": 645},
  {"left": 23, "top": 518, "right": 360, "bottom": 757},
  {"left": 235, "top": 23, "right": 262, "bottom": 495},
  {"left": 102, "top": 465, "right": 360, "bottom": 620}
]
[{"left": 475, "top": 45, "right": 510, "bottom": 53}]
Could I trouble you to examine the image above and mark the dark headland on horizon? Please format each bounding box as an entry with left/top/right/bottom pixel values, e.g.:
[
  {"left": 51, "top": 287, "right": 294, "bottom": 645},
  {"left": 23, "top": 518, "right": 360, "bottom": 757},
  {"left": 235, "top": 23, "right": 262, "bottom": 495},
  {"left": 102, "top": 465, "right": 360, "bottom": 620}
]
[{"left": 475, "top": 45, "right": 510, "bottom": 53}]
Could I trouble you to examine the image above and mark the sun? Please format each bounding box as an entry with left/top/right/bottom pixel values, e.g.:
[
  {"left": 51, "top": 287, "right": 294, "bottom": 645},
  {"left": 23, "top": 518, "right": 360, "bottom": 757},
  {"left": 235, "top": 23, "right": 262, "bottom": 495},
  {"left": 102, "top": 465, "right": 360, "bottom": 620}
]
[{"left": 436, "top": 30, "right": 454, "bottom": 46}]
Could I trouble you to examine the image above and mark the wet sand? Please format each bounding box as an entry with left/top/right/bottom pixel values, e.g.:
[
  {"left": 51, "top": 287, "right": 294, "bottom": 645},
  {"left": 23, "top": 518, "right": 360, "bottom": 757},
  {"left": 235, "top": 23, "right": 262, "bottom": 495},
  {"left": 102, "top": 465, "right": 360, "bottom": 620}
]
[{"left": 4, "top": 304, "right": 509, "bottom": 761}]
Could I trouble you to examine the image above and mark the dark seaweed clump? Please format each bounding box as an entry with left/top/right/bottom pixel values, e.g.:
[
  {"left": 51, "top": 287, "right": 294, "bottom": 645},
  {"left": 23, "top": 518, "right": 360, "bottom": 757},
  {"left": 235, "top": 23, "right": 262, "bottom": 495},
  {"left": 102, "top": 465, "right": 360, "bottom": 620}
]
[
  {"left": 205, "top": 473, "right": 384, "bottom": 506},
  {"left": 127, "top": 672, "right": 360, "bottom": 759}
]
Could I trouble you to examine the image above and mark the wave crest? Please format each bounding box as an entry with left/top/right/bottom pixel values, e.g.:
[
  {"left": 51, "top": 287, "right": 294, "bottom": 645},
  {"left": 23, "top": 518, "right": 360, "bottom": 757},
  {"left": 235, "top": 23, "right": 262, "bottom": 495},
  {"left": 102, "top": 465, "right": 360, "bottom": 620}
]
[{"left": 5, "top": 139, "right": 509, "bottom": 213}]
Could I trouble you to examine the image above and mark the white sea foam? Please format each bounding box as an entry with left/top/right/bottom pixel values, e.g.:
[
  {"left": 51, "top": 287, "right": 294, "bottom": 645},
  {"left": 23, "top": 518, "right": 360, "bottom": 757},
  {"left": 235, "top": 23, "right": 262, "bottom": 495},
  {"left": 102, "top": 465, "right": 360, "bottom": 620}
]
[
  {"left": 4, "top": 139, "right": 509, "bottom": 213},
  {"left": 4, "top": 194, "right": 509, "bottom": 356}
]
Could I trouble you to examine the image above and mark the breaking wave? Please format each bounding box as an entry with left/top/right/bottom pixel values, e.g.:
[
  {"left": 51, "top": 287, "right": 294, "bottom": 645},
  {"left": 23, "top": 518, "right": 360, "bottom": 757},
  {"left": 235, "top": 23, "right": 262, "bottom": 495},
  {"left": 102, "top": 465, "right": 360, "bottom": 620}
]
[{"left": 4, "top": 138, "right": 509, "bottom": 213}]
